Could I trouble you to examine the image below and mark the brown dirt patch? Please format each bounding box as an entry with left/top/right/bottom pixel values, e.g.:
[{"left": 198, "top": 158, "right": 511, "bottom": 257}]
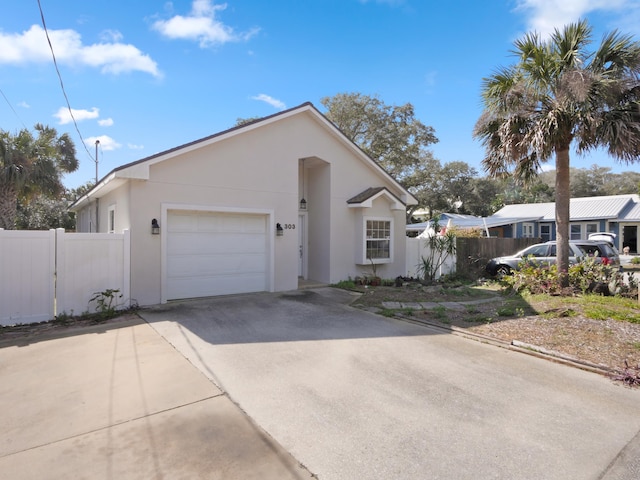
[
  {"left": 0, "top": 314, "right": 139, "bottom": 344},
  {"left": 349, "top": 283, "right": 640, "bottom": 373}
]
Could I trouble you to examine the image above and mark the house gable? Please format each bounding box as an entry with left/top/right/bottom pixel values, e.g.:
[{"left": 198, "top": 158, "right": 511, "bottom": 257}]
[{"left": 71, "top": 102, "right": 417, "bottom": 211}]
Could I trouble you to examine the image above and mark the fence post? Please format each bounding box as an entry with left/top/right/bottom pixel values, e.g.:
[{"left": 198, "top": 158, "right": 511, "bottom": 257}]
[
  {"left": 54, "top": 228, "right": 65, "bottom": 317},
  {"left": 123, "top": 229, "right": 131, "bottom": 308}
]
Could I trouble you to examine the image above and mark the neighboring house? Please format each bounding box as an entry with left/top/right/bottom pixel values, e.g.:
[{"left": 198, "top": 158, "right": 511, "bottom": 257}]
[
  {"left": 406, "top": 213, "right": 533, "bottom": 237},
  {"left": 491, "top": 194, "right": 640, "bottom": 252},
  {"left": 406, "top": 195, "right": 640, "bottom": 253},
  {"left": 71, "top": 102, "right": 417, "bottom": 306}
]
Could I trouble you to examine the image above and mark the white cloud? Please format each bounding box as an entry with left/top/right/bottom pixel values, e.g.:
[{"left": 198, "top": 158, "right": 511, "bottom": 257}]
[
  {"left": 0, "top": 24, "right": 161, "bottom": 77},
  {"left": 86, "top": 135, "right": 121, "bottom": 151},
  {"left": 515, "top": 0, "right": 629, "bottom": 37},
  {"left": 99, "top": 29, "right": 123, "bottom": 43},
  {"left": 251, "top": 94, "right": 286, "bottom": 110},
  {"left": 127, "top": 143, "right": 145, "bottom": 150},
  {"left": 54, "top": 107, "right": 99, "bottom": 125},
  {"left": 98, "top": 118, "right": 114, "bottom": 127},
  {"left": 18, "top": 101, "right": 30, "bottom": 108},
  {"left": 152, "top": 0, "right": 259, "bottom": 48}
]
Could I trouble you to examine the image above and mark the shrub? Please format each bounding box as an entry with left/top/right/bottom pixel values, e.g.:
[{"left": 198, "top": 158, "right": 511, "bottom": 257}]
[{"left": 500, "top": 258, "right": 638, "bottom": 298}]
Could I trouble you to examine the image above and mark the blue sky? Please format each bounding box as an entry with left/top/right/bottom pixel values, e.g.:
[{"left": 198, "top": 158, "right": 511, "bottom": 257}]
[{"left": 1, "top": 0, "right": 640, "bottom": 189}]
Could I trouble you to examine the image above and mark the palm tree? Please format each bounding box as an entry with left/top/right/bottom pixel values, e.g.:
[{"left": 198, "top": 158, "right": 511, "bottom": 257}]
[
  {"left": 0, "top": 124, "right": 78, "bottom": 229},
  {"left": 474, "top": 20, "right": 640, "bottom": 286}
]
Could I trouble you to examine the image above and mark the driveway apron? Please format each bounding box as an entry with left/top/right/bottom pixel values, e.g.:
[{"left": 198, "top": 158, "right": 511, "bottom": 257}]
[
  {"left": 0, "top": 318, "right": 311, "bottom": 479},
  {"left": 141, "top": 288, "right": 640, "bottom": 480}
]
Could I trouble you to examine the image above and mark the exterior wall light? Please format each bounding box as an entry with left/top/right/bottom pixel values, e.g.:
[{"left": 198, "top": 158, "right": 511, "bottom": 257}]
[
  {"left": 151, "top": 218, "right": 160, "bottom": 235},
  {"left": 276, "top": 223, "right": 284, "bottom": 237},
  {"left": 299, "top": 198, "right": 307, "bottom": 210}
]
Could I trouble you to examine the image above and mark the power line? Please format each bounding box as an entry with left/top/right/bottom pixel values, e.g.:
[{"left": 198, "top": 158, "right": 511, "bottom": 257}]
[
  {"left": 37, "top": 0, "right": 96, "bottom": 162},
  {"left": 0, "top": 87, "right": 28, "bottom": 129}
]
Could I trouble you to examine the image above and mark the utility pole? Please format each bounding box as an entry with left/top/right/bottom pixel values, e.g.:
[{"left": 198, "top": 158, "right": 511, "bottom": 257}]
[
  {"left": 95, "top": 139, "right": 100, "bottom": 184},
  {"left": 95, "top": 139, "right": 100, "bottom": 232}
]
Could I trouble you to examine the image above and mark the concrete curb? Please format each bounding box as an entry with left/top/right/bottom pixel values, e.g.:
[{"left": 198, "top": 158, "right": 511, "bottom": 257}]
[{"left": 393, "top": 313, "right": 615, "bottom": 377}]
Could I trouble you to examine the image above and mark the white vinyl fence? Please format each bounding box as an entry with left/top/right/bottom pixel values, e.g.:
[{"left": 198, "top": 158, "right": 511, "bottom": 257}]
[
  {"left": 0, "top": 229, "right": 130, "bottom": 326},
  {"left": 406, "top": 236, "right": 456, "bottom": 280}
]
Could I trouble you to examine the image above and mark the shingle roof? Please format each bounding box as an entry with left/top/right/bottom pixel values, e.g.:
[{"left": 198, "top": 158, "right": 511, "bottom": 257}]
[
  {"left": 347, "top": 187, "right": 387, "bottom": 204},
  {"left": 347, "top": 187, "right": 406, "bottom": 209}
]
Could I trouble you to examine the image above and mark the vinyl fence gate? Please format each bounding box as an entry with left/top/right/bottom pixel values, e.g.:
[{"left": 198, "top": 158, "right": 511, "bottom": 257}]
[{"left": 0, "top": 228, "right": 130, "bottom": 326}]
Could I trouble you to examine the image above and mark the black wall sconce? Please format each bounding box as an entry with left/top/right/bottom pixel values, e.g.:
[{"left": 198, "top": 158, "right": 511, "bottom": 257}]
[
  {"left": 276, "top": 223, "right": 284, "bottom": 237},
  {"left": 151, "top": 218, "right": 160, "bottom": 235}
]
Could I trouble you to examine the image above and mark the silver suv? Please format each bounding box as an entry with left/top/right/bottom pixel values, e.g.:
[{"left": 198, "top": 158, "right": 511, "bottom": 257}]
[{"left": 486, "top": 240, "right": 620, "bottom": 276}]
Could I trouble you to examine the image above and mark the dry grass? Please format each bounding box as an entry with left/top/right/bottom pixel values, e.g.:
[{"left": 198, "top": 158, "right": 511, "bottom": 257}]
[{"left": 349, "top": 282, "right": 640, "bottom": 373}]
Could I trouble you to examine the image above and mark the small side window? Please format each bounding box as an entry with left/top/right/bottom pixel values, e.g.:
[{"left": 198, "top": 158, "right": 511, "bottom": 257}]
[{"left": 108, "top": 205, "right": 116, "bottom": 233}]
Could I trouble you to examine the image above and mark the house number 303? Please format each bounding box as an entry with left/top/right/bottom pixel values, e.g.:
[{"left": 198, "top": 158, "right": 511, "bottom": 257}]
[{"left": 283, "top": 224, "right": 296, "bottom": 229}]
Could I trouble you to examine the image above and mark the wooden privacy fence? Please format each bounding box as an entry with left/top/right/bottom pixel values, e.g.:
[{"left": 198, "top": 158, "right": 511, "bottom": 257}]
[
  {"left": 456, "top": 237, "right": 541, "bottom": 277},
  {"left": 406, "top": 236, "right": 541, "bottom": 280},
  {"left": 0, "top": 229, "right": 130, "bottom": 326}
]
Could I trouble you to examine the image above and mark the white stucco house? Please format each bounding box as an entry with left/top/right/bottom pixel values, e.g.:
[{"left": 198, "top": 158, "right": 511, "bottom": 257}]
[{"left": 71, "top": 102, "right": 417, "bottom": 306}]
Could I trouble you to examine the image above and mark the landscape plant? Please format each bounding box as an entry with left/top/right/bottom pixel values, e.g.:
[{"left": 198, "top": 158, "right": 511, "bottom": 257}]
[
  {"left": 474, "top": 20, "right": 640, "bottom": 287},
  {"left": 89, "top": 288, "right": 123, "bottom": 320},
  {"left": 416, "top": 228, "right": 457, "bottom": 284},
  {"left": 501, "top": 258, "right": 638, "bottom": 299}
]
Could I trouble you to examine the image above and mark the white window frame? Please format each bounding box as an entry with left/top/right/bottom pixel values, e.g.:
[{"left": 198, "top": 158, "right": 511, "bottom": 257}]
[
  {"left": 586, "top": 223, "right": 599, "bottom": 236},
  {"left": 362, "top": 216, "right": 393, "bottom": 264},
  {"left": 569, "top": 222, "right": 599, "bottom": 240},
  {"left": 570, "top": 224, "right": 582, "bottom": 240},
  {"left": 522, "top": 222, "right": 535, "bottom": 238},
  {"left": 108, "top": 205, "right": 116, "bottom": 233},
  {"left": 540, "top": 223, "right": 551, "bottom": 242}
]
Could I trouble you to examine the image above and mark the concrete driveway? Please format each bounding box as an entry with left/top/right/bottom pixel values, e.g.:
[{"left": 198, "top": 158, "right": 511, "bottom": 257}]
[
  {"left": 0, "top": 317, "right": 311, "bottom": 479},
  {"left": 141, "top": 287, "right": 640, "bottom": 480}
]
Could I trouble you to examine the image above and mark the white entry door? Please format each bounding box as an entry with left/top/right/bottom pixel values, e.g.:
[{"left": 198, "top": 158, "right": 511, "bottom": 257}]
[{"left": 166, "top": 210, "right": 268, "bottom": 300}]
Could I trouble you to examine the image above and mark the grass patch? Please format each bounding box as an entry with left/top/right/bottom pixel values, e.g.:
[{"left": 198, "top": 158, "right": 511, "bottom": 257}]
[
  {"left": 333, "top": 279, "right": 357, "bottom": 290},
  {"left": 431, "top": 305, "right": 448, "bottom": 322},
  {"left": 525, "top": 292, "right": 640, "bottom": 323}
]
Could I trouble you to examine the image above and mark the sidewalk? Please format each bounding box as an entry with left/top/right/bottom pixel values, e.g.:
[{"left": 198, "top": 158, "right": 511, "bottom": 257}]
[{"left": 0, "top": 317, "right": 312, "bottom": 479}]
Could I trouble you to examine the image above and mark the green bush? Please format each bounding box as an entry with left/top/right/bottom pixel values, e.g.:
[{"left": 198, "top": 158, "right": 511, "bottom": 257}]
[{"left": 501, "top": 258, "right": 638, "bottom": 298}]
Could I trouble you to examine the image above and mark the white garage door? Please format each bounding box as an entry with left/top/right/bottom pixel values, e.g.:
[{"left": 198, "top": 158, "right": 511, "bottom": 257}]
[{"left": 166, "top": 210, "right": 268, "bottom": 300}]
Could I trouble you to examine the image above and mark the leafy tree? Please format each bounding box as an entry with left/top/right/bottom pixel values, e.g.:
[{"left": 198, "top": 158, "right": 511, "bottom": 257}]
[
  {"left": 15, "top": 182, "right": 93, "bottom": 231},
  {"left": 474, "top": 20, "right": 640, "bottom": 286},
  {"left": 16, "top": 196, "right": 75, "bottom": 230},
  {"left": 321, "top": 92, "right": 439, "bottom": 193},
  {"left": 0, "top": 124, "right": 78, "bottom": 229},
  {"left": 465, "top": 177, "right": 505, "bottom": 216},
  {"left": 235, "top": 116, "right": 263, "bottom": 127}
]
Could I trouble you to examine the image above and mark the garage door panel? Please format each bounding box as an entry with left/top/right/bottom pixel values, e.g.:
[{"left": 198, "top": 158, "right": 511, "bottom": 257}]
[
  {"left": 166, "top": 210, "right": 269, "bottom": 300},
  {"left": 167, "top": 253, "right": 266, "bottom": 277},
  {"left": 168, "top": 273, "right": 266, "bottom": 299},
  {"left": 168, "top": 213, "right": 199, "bottom": 231},
  {"left": 168, "top": 233, "right": 266, "bottom": 256}
]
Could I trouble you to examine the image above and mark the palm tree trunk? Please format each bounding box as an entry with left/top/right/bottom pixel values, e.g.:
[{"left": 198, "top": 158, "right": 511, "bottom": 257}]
[
  {"left": 0, "top": 182, "right": 18, "bottom": 229},
  {"left": 555, "top": 148, "right": 571, "bottom": 287}
]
